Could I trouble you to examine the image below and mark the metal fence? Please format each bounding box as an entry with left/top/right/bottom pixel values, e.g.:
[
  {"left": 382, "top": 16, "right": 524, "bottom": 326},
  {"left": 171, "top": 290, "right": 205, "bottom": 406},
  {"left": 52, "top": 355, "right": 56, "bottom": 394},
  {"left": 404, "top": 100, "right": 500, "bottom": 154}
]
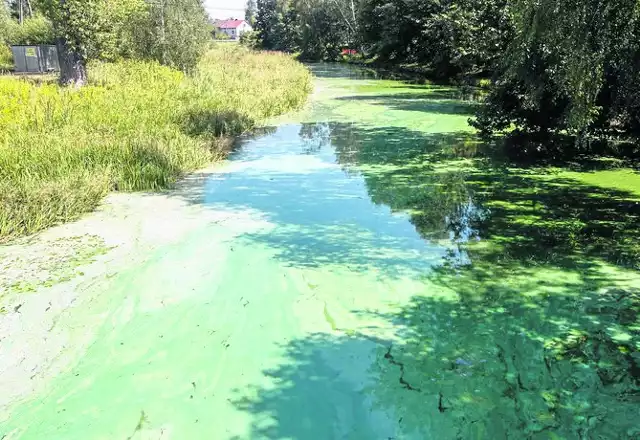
[{"left": 10, "top": 45, "right": 60, "bottom": 73}]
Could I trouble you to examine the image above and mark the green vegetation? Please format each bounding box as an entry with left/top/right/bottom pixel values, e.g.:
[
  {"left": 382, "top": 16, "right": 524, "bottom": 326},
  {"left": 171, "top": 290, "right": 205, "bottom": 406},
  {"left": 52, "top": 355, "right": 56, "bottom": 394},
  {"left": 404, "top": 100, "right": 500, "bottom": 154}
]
[
  {"left": 0, "top": 43, "right": 11, "bottom": 70},
  {"left": 36, "top": 0, "right": 211, "bottom": 84},
  {"left": 0, "top": 45, "right": 312, "bottom": 241},
  {"left": 0, "top": 11, "right": 53, "bottom": 45},
  {"left": 254, "top": 0, "right": 640, "bottom": 144},
  {"left": 0, "top": 1, "right": 211, "bottom": 84},
  {"left": 254, "top": 0, "right": 512, "bottom": 74},
  {"left": 245, "top": 0, "right": 257, "bottom": 25},
  {"left": 0, "top": 5, "right": 54, "bottom": 71},
  {"left": 475, "top": 0, "right": 640, "bottom": 140}
]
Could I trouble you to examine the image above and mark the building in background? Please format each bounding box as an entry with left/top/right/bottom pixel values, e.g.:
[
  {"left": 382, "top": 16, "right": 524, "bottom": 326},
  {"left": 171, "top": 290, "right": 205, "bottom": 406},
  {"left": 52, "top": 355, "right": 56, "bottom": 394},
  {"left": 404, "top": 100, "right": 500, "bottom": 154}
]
[{"left": 214, "top": 19, "right": 252, "bottom": 40}]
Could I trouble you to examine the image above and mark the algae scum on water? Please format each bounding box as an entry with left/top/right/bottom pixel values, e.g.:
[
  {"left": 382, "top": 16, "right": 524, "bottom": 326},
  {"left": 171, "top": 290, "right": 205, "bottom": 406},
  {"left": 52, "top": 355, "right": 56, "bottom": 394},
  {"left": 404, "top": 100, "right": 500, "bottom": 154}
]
[{"left": 2, "top": 64, "right": 639, "bottom": 439}]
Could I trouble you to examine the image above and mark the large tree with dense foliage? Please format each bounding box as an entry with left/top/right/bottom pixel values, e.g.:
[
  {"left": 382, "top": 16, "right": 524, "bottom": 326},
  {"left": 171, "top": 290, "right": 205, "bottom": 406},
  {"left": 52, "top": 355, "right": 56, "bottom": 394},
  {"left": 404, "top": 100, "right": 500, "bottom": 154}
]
[
  {"left": 255, "top": 0, "right": 513, "bottom": 72},
  {"left": 254, "top": 0, "right": 298, "bottom": 52},
  {"left": 473, "top": 0, "right": 640, "bottom": 140},
  {"left": 137, "top": 0, "right": 211, "bottom": 71},
  {"left": 359, "top": 0, "right": 513, "bottom": 76}
]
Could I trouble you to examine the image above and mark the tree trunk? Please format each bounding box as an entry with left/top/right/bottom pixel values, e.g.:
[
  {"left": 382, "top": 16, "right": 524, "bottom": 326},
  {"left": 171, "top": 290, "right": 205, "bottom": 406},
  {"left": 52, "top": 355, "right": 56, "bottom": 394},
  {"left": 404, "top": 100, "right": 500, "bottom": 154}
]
[{"left": 56, "top": 37, "right": 87, "bottom": 87}]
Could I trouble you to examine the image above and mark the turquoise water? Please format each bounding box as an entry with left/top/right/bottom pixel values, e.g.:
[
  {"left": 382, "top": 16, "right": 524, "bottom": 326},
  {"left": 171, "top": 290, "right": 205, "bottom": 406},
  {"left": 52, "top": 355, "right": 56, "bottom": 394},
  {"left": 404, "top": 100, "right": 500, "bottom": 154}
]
[{"left": 2, "top": 64, "right": 639, "bottom": 439}]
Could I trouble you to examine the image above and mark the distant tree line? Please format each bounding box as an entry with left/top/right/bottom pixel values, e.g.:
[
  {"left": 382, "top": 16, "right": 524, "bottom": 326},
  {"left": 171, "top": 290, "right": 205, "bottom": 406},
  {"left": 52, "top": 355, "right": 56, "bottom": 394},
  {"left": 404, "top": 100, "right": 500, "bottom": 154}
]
[
  {"left": 254, "top": 0, "right": 640, "bottom": 142},
  {"left": 0, "top": 0, "right": 211, "bottom": 85}
]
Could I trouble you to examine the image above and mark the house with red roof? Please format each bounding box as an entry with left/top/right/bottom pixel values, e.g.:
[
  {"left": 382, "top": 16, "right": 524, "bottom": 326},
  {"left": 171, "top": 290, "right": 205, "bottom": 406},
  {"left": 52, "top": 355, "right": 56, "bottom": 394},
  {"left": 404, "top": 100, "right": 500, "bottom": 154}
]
[{"left": 214, "top": 19, "right": 253, "bottom": 40}]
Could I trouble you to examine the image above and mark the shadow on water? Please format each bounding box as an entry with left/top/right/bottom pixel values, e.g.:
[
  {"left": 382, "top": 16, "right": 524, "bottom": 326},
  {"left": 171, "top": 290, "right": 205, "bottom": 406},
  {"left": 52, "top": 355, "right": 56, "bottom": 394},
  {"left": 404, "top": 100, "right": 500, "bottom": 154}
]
[
  {"left": 334, "top": 93, "right": 481, "bottom": 116},
  {"left": 219, "top": 119, "right": 640, "bottom": 438},
  {"left": 496, "top": 133, "right": 640, "bottom": 172},
  {"left": 306, "top": 63, "right": 381, "bottom": 80},
  {"left": 230, "top": 334, "right": 398, "bottom": 440}
]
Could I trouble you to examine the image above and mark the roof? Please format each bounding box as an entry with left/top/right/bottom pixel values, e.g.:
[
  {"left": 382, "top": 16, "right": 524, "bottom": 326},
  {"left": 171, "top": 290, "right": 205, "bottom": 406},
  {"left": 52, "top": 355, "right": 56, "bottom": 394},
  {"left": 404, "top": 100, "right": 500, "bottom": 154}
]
[{"left": 217, "top": 19, "right": 247, "bottom": 29}]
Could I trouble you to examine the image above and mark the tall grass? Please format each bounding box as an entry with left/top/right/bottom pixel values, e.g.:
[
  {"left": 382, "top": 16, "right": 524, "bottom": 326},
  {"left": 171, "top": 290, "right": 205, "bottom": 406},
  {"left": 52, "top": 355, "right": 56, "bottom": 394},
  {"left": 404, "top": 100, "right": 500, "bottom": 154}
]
[{"left": 0, "top": 45, "right": 312, "bottom": 241}]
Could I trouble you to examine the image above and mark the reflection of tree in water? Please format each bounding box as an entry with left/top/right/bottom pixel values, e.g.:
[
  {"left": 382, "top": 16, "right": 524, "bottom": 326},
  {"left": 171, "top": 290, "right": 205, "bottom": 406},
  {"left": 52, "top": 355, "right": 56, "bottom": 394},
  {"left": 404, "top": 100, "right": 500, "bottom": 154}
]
[
  {"left": 230, "top": 334, "right": 402, "bottom": 440},
  {"left": 290, "top": 121, "right": 639, "bottom": 437},
  {"left": 232, "top": 120, "right": 640, "bottom": 438},
  {"left": 298, "top": 122, "right": 331, "bottom": 155},
  {"left": 326, "top": 122, "right": 487, "bottom": 243}
]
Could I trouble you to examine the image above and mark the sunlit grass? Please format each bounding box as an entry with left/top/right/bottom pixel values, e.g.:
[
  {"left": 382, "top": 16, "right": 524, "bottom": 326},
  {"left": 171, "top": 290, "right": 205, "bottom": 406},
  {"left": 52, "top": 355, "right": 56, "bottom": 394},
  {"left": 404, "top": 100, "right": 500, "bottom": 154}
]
[{"left": 0, "top": 45, "right": 312, "bottom": 241}]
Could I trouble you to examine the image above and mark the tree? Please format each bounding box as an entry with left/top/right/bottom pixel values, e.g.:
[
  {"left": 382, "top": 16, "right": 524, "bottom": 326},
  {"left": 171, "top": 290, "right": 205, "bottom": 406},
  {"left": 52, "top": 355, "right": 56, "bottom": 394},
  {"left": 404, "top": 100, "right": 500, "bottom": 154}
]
[
  {"left": 139, "top": 0, "right": 210, "bottom": 71},
  {"left": 474, "top": 0, "right": 640, "bottom": 140},
  {"left": 6, "top": 0, "right": 35, "bottom": 23},
  {"left": 358, "top": 0, "right": 512, "bottom": 77},
  {"left": 38, "top": 0, "right": 209, "bottom": 85},
  {"left": 254, "top": 0, "right": 513, "bottom": 69},
  {"left": 1, "top": 1, "right": 53, "bottom": 45},
  {"left": 38, "top": 0, "right": 102, "bottom": 85},
  {"left": 245, "top": 0, "right": 256, "bottom": 25},
  {"left": 37, "top": 0, "right": 147, "bottom": 85},
  {"left": 255, "top": 0, "right": 298, "bottom": 52}
]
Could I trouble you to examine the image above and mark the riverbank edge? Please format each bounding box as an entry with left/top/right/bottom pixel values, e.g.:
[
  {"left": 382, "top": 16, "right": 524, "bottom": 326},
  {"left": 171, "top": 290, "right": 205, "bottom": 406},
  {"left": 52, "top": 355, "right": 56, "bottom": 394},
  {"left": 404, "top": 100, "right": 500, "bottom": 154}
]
[
  {"left": 0, "top": 47, "right": 313, "bottom": 243},
  {"left": 0, "top": 58, "right": 314, "bottom": 419},
  {"left": 0, "top": 166, "right": 237, "bottom": 420}
]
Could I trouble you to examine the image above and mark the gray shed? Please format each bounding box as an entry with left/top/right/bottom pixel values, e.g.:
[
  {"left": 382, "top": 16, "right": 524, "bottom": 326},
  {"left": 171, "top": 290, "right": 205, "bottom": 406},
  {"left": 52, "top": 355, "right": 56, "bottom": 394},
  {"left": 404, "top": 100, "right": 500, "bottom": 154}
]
[{"left": 10, "top": 45, "right": 60, "bottom": 73}]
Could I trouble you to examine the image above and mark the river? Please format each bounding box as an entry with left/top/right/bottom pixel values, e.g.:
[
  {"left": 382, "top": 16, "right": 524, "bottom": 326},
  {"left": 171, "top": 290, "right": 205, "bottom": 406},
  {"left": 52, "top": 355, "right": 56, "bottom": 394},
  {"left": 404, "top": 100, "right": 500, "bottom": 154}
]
[{"left": 2, "top": 64, "right": 639, "bottom": 439}]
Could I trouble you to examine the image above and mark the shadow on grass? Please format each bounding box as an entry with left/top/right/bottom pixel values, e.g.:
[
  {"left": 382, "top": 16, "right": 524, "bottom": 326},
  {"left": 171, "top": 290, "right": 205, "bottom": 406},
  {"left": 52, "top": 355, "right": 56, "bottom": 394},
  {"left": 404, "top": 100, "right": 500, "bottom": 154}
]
[{"left": 181, "top": 109, "right": 255, "bottom": 138}]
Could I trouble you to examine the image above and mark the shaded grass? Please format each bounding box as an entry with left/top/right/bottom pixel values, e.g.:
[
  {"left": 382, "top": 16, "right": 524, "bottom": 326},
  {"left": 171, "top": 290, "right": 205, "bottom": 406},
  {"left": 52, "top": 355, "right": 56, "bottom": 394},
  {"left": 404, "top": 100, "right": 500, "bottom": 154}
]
[{"left": 0, "top": 45, "right": 312, "bottom": 241}]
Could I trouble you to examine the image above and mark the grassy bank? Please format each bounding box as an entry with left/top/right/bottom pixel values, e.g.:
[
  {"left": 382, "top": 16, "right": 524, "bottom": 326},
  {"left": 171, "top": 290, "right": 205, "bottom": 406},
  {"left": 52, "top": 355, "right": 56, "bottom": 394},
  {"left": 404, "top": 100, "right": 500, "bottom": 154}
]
[{"left": 0, "top": 45, "right": 312, "bottom": 242}]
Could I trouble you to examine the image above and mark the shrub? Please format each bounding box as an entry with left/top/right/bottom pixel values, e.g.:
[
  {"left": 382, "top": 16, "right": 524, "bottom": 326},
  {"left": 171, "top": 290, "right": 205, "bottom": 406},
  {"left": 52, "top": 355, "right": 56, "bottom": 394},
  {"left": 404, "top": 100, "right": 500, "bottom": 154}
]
[
  {"left": 0, "top": 44, "right": 11, "bottom": 71},
  {"left": 0, "top": 45, "right": 311, "bottom": 241},
  {"left": 214, "top": 30, "right": 231, "bottom": 40},
  {"left": 0, "top": 14, "right": 54, "bottom": 45},
  {"left": 239, "top": 30, "right": 259, "bottom": 48},
  {"left": 0, "top": 11, "right": 54, "bottom": 72},
  {"left": 9, "top": 15, "right": 54, "bottom": 45}
]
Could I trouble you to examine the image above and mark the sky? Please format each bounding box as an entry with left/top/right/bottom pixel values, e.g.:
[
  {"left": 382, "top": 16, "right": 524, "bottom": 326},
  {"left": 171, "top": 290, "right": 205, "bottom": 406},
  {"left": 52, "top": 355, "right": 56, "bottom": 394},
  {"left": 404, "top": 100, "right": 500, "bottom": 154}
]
[{"left": 203, "top": 0, "right": 246, "bottom": 20}]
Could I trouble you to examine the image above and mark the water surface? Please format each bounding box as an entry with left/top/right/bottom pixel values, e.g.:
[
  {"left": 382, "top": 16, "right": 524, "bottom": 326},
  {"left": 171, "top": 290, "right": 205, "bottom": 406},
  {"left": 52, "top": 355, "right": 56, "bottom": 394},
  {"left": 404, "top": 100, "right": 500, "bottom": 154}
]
[{"left": 3, "top": 64, "right": 640, "bottom": 439}]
